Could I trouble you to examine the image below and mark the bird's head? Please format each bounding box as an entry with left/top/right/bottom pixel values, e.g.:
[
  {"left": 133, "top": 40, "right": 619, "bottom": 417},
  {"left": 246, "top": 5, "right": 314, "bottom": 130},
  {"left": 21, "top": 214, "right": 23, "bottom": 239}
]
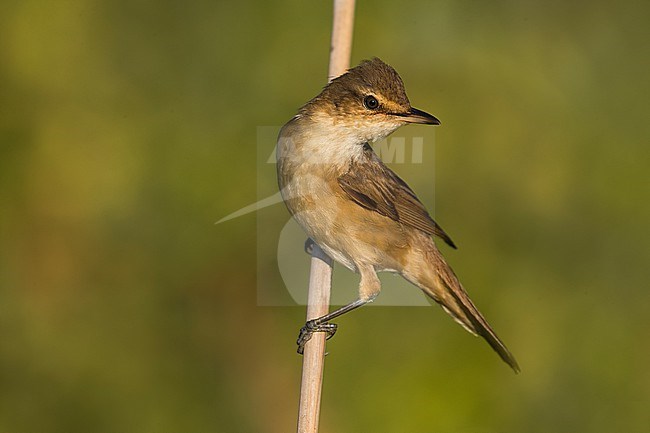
[{"left": 302, "top": 57, "right": 440, "bottom": 144}]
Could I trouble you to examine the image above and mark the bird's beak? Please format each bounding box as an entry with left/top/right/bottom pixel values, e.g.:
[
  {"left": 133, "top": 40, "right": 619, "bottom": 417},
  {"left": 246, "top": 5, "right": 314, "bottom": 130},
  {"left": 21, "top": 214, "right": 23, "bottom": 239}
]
[{"left": 401, "top": 107, "right": 441, "bottom": 125}]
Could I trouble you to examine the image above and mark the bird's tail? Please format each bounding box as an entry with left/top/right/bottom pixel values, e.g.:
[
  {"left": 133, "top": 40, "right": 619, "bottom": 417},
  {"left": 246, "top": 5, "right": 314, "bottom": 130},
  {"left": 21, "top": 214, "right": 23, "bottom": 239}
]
[{"left": 405, "top": 244, "right": 520, "bottom": 373}]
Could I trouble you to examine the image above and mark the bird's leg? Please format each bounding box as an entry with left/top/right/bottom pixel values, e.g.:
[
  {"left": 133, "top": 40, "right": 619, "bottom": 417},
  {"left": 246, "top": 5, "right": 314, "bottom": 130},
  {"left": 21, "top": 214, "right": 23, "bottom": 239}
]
[
  {"left": 296, "top": 299, "right": 368, "bottom": 354},
  {"left": 297, "top": 264, "right": 380, "bottom": 354}
]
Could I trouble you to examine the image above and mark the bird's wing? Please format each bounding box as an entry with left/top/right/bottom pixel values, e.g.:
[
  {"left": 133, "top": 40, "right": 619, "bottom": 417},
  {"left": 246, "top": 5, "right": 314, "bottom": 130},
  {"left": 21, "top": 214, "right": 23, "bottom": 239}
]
[{"left": 337, "top": 145, "right": 456, "bottom": 248}]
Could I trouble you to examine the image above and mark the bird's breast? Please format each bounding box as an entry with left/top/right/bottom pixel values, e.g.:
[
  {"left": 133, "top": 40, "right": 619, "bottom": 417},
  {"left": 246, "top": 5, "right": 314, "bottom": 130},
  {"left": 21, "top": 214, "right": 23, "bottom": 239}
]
[{"left": 277, "top": 125, "right": 410, "bottom": 274}]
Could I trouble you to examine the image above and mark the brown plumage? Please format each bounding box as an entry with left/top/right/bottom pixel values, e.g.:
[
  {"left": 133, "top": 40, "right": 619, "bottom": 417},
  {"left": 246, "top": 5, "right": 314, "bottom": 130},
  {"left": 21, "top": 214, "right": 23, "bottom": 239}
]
[
  {"left": 338, "top": 143, "right": 457, "bottom": 249},
  {"left": 277, "top": 57, "right": 519, "bottom": 372}
]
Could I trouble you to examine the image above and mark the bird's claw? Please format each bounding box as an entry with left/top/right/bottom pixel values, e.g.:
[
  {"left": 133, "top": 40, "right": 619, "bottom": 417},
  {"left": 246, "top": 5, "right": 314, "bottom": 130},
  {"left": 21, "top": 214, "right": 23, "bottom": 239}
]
[
  {"left": 304, "top": 238, "right": 316, "bottom": 255},
  {"left": 296, "top": 320, "right": 338, "bottom": 354}
]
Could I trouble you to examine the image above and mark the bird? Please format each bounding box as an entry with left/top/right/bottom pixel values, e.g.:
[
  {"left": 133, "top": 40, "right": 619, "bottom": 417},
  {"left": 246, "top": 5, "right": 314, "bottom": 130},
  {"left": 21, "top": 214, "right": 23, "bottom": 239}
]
[{"left": 276, "top": 57, "right": 519, "bottom": 372}]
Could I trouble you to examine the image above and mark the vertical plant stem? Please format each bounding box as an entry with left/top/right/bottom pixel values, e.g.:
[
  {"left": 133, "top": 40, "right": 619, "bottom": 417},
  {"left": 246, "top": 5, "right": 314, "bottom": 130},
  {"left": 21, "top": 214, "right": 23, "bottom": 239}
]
[
  {"left": 296, "top": 1, "right": 355, "bottom": 433},
  {"left": 296, "top": 245, "right": 333, "bottom": 433},
  {"left": 328, "top": 0, "right": 356, "bottom": 81}
]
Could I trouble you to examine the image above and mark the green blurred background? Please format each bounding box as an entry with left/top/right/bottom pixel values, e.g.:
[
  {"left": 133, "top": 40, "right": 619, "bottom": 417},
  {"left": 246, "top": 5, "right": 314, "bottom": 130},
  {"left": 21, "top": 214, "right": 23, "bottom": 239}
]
[{"left": 1, "top": 0, "right": 649, "bottom": 432}]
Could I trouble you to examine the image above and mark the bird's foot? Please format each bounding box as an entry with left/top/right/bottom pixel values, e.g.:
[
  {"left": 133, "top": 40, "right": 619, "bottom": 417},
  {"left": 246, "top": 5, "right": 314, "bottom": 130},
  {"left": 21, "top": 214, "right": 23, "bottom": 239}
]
[
  {"left": 304, "top": 238, "right": 316, "bottom": 255},
  {"left": 296, "top": 320, "right": 338, "bottom": 355}
]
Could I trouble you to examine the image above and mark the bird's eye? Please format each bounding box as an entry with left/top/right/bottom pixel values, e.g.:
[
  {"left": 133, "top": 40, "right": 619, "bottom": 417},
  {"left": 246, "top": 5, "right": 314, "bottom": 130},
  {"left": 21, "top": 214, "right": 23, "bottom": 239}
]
[{"left": 363, "top": 95, "right": 379, "bottom": 110}]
